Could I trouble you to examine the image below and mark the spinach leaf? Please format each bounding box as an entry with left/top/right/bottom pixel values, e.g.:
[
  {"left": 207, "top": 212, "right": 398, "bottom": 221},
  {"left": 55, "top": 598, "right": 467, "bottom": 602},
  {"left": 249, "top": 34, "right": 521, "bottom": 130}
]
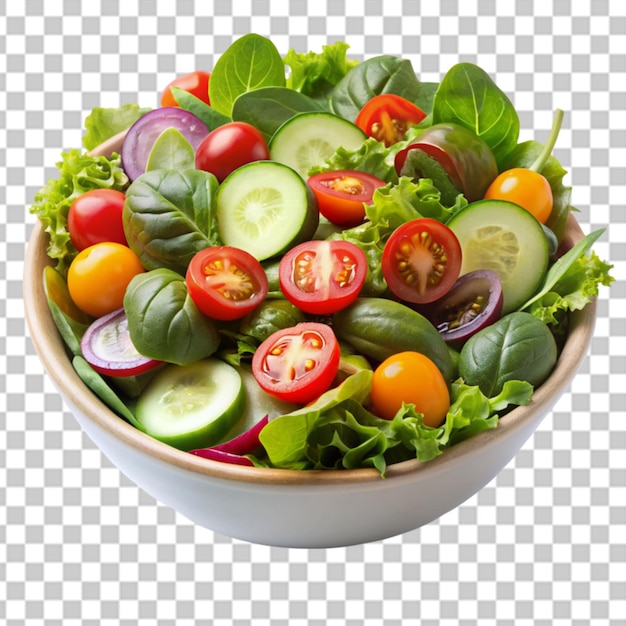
[
  {"left": 123, "top": 268, "right": 220, "bottom": 366},
  {"left": 123, "top": 168, "right": 221, "bottom": 275},
  {"left": 145, "top": 128, "right": 195, "bottom": 172},
  {"left": 458, "top": 312, "right": 558, "bottom": 397},
  {"left": 171, "top": 86, "right": 231, "bottom": 131},
  {"left": 232, "top": 87, "right": 325, "bottom": 142},
  {"left": 330, "top": 55, "right": 423, "bottom": 122},
  {"left": 432, "top": 63, "right": 519, "bottom": 167},
  {"left": 209, "top": 33, "right": 286, "bottom": 116}
]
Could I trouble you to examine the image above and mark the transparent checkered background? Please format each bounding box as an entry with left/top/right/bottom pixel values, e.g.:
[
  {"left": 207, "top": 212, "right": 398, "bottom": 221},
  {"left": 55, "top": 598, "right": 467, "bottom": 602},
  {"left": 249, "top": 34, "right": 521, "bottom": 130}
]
[{"left": 2, "top": 0, "right": 625, "bottom": 624}]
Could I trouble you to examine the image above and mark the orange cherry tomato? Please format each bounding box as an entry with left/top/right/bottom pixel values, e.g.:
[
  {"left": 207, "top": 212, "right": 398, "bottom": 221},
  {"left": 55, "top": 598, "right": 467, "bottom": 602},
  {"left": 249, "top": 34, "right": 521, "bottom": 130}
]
[
  {"left": 370, "top": 351, "right": 450, "bottom": 427},
  {"left": 67, "top": 242, "right": 145, "bottom": 318},
  {"left": 356, "top": 94, "right": 427, "bottom": 147},
  {"left": 161, "top": 71, "right": 211, "bottom": 107},
  {"left": 484, "top": 168, "right": 553, "bottom": 224}
]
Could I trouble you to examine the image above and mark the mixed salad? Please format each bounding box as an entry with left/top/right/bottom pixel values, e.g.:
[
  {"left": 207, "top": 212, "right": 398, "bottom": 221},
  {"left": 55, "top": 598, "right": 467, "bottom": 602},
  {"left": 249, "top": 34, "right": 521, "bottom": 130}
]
[{"left": 31, "top": 34, "right": 614, "bottom": 476}]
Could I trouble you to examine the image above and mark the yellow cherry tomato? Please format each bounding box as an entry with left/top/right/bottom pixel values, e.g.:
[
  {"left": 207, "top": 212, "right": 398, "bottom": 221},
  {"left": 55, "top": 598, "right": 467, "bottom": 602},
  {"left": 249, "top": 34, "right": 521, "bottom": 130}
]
[
  {"left": 484, "top": 167, "right": 553, "bottom": 224},
  {"left": 68, "top": 242, "right": 144, "bottom": 317},
  {"left": 370, "top": 351, "right": 450, "bottom": 427}
]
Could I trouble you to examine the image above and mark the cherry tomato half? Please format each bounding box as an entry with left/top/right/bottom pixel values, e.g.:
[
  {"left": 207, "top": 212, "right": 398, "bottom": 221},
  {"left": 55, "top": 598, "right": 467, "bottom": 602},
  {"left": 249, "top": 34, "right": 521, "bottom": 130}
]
[
  {"left": 356, "top": 94, "right": 427, "bottom": 147},
  {"left": 307, "top": 170, "right": 386, "bottom": 227},
  {"left": 279, "top": 240, "right": 368, "bottom": 315},
  {"left": 370, "top": 351, "right": 450, "bottom": 427},
  {"left": 161, "top": 71, "right": 211, "bottom": 107},
  {"left": 251, "top": 322, "right": 340, "bottom": 404},
  {"left": 68, "top": 189, "right": 127, "bottom": 251},
  {"left": 484, "top": 168, "right": 553, "bottom": 224},
  {"left": 67, "top": 242, "right": 145, "bottom": 318},
  {"left": 195, "top": 122, "right": 270, "bottom": 182},
  {"left": 185, "top": 246, "right": 268, "bottom": 321},
  {"left": 382, "top": 218, "right": 462, "bottom": 304}
]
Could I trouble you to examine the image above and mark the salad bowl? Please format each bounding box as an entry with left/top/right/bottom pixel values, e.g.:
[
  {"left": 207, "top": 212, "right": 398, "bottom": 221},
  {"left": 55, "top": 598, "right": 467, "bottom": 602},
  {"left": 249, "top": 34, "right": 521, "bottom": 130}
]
[{"left": 24, "top": 133, "right": 597, "bottom": 548}]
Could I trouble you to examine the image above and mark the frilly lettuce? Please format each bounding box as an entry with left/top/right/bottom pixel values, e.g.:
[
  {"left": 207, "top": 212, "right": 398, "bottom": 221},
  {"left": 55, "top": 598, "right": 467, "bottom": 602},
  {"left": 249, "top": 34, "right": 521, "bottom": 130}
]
[
  {"left": 30, "top": 149, "right": 129, "bottom": 276},
  {"left": 251, "top": 370, "right": 534, "bottom": 476},
  {"left": 83, "top": 103, "right": 150, "bottom": 151},
  {"left": 284, "top": 41, "right": 359, "bottom": 105}
]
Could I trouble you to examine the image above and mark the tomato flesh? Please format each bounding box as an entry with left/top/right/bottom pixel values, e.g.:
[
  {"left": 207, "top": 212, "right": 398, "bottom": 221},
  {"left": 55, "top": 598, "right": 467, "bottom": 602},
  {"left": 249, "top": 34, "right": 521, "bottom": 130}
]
[
  {"left": 195, "top": 121, "right": 270, "bottom": 182},
  {"left": 307, "top": 169, "right": 386, "bottom": 226},
  {"left": 186, "top": 247, "right": 268, "bottom": 321},
  {"left": 252, "top": 322, "right": 340, "bottom": 404},
  {"left": 161, "top": 71, "right": 211, "bottom": 107},
  {"left": 279, "top": 240, "right": 367, "bottom": 315},
  {"left": 370, "top": 351, "right": 450, "bottom": 427},
  {"left": 356, "top": 94, "right": 427, "bottom": 147},
  {"left": 382, "top": 218, "right": 462, "bottom": 304},
  {"left": 68, "top": 189, "right": 127, "bottom": 251}
]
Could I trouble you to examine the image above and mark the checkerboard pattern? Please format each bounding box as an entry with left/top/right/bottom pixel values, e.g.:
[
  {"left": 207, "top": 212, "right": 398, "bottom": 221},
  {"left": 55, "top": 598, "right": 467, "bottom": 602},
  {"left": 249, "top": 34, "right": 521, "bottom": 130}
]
[{"left": 2, "top": 1, "right": 625, "bottom": 624}]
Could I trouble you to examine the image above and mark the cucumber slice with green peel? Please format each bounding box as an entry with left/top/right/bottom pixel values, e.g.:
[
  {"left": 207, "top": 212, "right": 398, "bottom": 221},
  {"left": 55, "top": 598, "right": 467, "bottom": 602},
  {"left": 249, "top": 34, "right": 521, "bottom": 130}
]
[
  {"left": 134, "top": 359, "right": 245, "bottom": 451},
  {"left": 216, "top": 161, "right": 319, "bottom": 261},
  {"left": 269, "top": 112, "right": 367, "bottom": 179},
  {"left": 446, "top": 200, "right": 550, "bottom": 314}
]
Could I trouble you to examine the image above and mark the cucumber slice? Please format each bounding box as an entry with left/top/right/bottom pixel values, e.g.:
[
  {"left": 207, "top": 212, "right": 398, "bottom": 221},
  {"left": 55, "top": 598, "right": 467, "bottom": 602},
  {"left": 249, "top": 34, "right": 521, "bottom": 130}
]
[
  {"left": 446, "top": 200, "right": 549, "bottom": 314},
  {"left": 269, "top": 112, "right": 367, "bottom": 179},
  {"left": 216, "top": 161, "right": 319, "bottom": 261},
  {"left": 134, "top": 359, "right": 245, "bottom": 451}
]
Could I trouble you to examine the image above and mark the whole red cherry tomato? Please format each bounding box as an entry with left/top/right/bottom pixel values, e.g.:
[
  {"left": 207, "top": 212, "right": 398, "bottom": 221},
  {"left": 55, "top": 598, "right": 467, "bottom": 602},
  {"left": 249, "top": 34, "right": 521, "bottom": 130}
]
[
  {"left": 195, "top": 122, "right": 270, "bottom": 182},
  {"left": 68, "top": 189, "right": 127, "bottom": 251}
]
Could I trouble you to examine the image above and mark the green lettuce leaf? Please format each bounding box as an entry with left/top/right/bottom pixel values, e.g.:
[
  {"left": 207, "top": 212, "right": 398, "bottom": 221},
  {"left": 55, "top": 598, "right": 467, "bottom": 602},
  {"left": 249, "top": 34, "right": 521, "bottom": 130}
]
[
  {"left": 30, "top": 149, "right": 129, "bottom": 276},
  {"left": 83, "top": 103, "right": 150, "bottom": 151},
  {"left": 252, "top": 370, "right": 534, "bottom": 476},
  {"left": 527, "top": 251, "right": 614, "bottom": 325},
  {"left": 284, "top": 41, "right": 359, "bottom": 105},
  {"left": 366, "top": 176, "right": 467, "bottom": 226}
]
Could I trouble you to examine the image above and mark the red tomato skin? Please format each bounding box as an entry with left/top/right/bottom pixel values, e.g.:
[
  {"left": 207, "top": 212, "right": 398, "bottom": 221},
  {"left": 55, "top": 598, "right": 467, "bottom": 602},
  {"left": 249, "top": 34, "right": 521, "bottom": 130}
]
[
  {"left": 161, "top": 71, "right": 211, "bottom": 107},
  {"left": 195, "top": 122, "right": 270, "bottom": 182},
  {"left": 355, "top": 94, "right": 427, "bottom": 146},
  {"left": 251, "top": 322, "right": 341, "bottom": 404},
  {"left": 382, "top": 218, "right": 462, "bottom": 304},
  {"left": 279, "top": 240, "right": 368, "bottom": 315},
  {"left": 185, "top": 246, "right": 268, "bottom": 321},
  {"left": 68, "top": 189, "right": 127, "bottom": 251},
  {"left": 307, "top": 170, "right": 386, "bottom": 227}
]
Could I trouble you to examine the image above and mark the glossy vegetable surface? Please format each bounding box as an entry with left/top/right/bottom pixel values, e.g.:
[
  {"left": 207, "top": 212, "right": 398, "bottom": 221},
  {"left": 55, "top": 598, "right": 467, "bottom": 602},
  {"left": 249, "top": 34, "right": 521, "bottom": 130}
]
[
  {"left": 332, "top": 298, "right": 457, "bottom": 382},
  {"left": 279, "top": 240, "right": 368, "bottom": 315},
  {"left": 81, "top": 308, "right": 162, "bottom": 377},
  {"left": 395, "top": 122, "right": 498, "bottom": 203},
  {"left": 370, "top": 351, "right": 450, "bottom": 427},
  {"left": 186, "top": 246, "right": 268, "bottom": 321},
  {"left": 355, "top": 94, "right": 426, "bottom": 146},
  {"left": 68, "top": 189, "right": 127, "bottom": 251},
  {"left": 67, "top": 242, "right": 145, "bottom": 318},
  {"left": 252, "top": 322, "right": 341, "bottom": 404},
  {"left": 307, "top": 169, "right": 385, "bottom": 226},
  {"left": 195, "top": 121, "right": 270, "bottom": 182},
  {"left": 382, "top": 218, "right": 462, "bottom": 304},
  {"left": 161, "top": 71, "right": 211, "bottom": 107}
]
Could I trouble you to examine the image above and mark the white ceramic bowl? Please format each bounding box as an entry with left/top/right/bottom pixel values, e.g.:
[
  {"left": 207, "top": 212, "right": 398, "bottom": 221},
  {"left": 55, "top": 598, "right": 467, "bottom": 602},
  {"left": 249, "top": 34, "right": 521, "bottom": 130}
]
[{"left": 23, "top": 134, "right": 596, "bottom": 548}]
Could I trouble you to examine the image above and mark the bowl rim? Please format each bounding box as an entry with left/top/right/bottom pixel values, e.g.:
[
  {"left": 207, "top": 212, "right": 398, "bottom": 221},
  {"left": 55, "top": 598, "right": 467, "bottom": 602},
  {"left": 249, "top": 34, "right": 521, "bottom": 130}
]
[{"left": 23, "top": 136, "right": 596, "bottom": 487}]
